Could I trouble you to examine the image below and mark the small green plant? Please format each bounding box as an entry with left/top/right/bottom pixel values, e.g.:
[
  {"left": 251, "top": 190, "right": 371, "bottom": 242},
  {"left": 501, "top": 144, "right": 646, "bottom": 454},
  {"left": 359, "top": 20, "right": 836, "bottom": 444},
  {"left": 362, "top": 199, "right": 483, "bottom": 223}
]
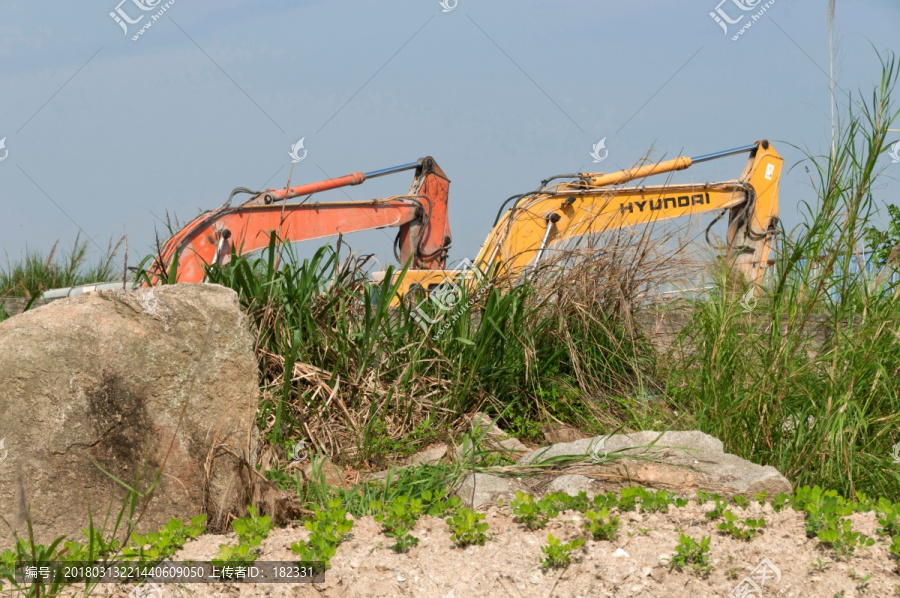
[
  {"left": 716, "top": 510, "right": 765, "bottom": 541},
  {"left": 849, "top": 570, "right": 872, "bottom": 594},
  {"left": 704, "top": 497, "right": 728, "bottom": 520},
  {"left": 891, "top": 535, "right": 900, "bottom": 563},
  {"left": 213, "top": 506, "right": 272, "bottom": 574},
  {"left": 291, "top": 498, "right": 354, "bottom": 571},
  {"left": 122, "top": 515, "right": 206, "bottom": 563},
  {"left": 726, "top": 566, "right": 741, "bottom": 580},
  {"left": 816, "top": 518, "right": 874, "bottom": 557},
  {"left": 754, "top": 491, "right": 768, "bottom": 506},
  {"left": 582, "top": 507, "right": 619, "bottom": 541},
  {"left": 732, "top": 495, "right": 749, "bottom": 511},
  {"left": 446, "top": 508, "right": 489, "bottom": 547},
  {"left": 773, "top": 492, "right": 791, "bottom": 513},
  {"left": 540, "top": 534, "right": 585, "bottom": 569},
  {"left": 510, "top": 491, "right": 558, "bottom": 530},
  {"left": 546, "top": 491, "right": 591, "bottom": 513},
  {"left": 372, "top": 496, "right": 423, "bottom": 553},
  {"left": 617, "top": 487, "right": 641, "bottom": 511},
  {"left": 639, "top": 488, "right": 687, "bottom": 513},
  {"left": 670, "top": 534, "right": 712, "bottom": 576},
  {"left": 421, "top": 489, "right": 461, "bottom": 517},
  {"left": 810, "top": 557, "right": 832, "bottom": 572},
  {"left": 876, "top": 498, "right": 900, "bottom": 536},
  {"left": 696, "top": 490, "right": 724, "bottom": 505}
]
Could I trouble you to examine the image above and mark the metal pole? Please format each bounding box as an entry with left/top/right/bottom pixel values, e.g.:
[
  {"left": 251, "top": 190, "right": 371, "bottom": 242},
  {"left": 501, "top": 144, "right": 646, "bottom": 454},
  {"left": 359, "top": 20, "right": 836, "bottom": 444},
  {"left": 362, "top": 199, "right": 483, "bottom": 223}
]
[
  {"left": 364, "top": 162, "right": 420, "bottom": 179},
  {"left": 690, "top": 143, "right": 758, "bottom": 164}
]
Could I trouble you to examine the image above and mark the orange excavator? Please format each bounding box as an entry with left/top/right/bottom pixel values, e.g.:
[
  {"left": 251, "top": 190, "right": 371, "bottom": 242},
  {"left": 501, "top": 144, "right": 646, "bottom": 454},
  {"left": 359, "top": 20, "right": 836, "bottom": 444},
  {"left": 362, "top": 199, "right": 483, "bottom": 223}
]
[{"left": 142, "top": 157, "right": 452, "bottom": 284}]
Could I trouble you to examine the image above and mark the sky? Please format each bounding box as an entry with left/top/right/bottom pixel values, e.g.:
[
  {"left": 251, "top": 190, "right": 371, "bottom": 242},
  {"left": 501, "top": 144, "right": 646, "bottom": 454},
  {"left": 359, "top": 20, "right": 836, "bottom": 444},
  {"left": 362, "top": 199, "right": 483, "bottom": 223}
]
[{"left": 1, "top": 0, "right": 899, "bottom": 276}]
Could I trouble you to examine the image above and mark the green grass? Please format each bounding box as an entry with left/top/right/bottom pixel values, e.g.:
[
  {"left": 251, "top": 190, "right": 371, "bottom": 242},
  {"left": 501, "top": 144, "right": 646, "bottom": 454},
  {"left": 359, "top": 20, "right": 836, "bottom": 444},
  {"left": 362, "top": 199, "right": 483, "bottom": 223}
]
[
  {"left": 124, "top": 53, "right": 900, "bottom": 505},
  {"left": 0, "top": 236, "right": 123, "bottom": 299},
  {"left": 664, "top": 53, "right": 900, "bottom": 499},
  {"left": 163, "top": 226, "right": 656, "bottom": 472}
]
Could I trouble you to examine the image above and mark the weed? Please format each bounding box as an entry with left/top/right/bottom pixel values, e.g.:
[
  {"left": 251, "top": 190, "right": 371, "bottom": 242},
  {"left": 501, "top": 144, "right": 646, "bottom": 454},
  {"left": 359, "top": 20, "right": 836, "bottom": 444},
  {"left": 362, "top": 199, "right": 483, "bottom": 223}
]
[
  {"left": 849, "top": 570, "right": 872, "bottom": 593},
  {"left": 773, "top": 492, "right": 791, "bottom": 513},
  {"left": 290, "top": 498, "right": 354, "bottom": 570},
  {"left": 540, "top": 534, "right": 585, "bottom": 569},
  {"left": 670, "top": 534, "right": 712, "bottom": 577},
  {"left": 809, "top": 557, "right": 832, "bottom": 572},
  {"left": 876, "top": 498, "right": 900, "bottom": 536},
  {"left": 704, "top": 498, "right": 728, "bottom": 520},
  {"left": 213, "top": 506, "right": 271, "bottom": 574},
  {"left": 891, "top": 535, "right": 900, "bottom": 562},
  {"left": 545, "top": 491, "right": 591, "bottom": 514},
  {"left": 716, "top": 510, "right": 765, "bottom": 541},
  {"left": 510, "top": 491, "right": 558, "bottom": 530},
  {"left": 372, "top": 496, "right": 423, "bottom": 553},
  {"left": 732, "top": 495, "right": 749, "bottom": 511},
  {"left": 582, "top": 507, "right": 620, "bottom": 541},
  {"left": 446, "top": 508, "right": 489, "bottom": 547},
  {"left": 122, "top": 515, "right": 206, "bottom": 563}
]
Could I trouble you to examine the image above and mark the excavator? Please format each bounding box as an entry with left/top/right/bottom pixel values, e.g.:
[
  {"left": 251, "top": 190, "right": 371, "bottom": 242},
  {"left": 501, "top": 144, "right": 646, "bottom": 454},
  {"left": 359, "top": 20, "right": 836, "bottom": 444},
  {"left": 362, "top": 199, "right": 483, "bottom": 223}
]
[
  {"left": 141, "top": 156, "right": 452, "bottom": 285},
  {"left": 388, "top": 139, "right": 782, "bottom": 304},
  {"left": 133, "top": 141, "right": 779, "bottom": 311}
]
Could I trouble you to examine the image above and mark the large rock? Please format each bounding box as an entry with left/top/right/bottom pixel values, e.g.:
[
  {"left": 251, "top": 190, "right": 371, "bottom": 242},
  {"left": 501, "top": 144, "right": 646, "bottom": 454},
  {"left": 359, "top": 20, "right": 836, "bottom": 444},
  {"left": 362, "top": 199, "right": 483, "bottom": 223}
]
[
  {"left": 518, "top": 430, "right": 791, "bottom": 497},
  {"left": 0, "top": 284, "right": 259, "bottom": 547}
]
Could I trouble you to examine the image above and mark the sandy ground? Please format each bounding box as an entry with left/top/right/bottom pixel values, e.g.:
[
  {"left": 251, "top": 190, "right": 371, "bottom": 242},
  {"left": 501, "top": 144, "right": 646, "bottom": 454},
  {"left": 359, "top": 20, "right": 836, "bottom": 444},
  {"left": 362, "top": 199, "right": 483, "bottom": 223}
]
[{"left": 77, "top": 500, "right": 900, "bottom": 598}]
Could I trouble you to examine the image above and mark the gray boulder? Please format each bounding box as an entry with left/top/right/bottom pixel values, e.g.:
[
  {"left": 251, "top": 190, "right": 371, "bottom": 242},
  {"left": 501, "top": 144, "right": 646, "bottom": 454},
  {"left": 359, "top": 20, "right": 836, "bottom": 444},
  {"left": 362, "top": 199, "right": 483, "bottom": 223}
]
[
  {"left": 0, "top": 284, "right": 259, "bottom": 547},
  {"left": 519, "top": 430, "right": 790, "bottom": 497}
]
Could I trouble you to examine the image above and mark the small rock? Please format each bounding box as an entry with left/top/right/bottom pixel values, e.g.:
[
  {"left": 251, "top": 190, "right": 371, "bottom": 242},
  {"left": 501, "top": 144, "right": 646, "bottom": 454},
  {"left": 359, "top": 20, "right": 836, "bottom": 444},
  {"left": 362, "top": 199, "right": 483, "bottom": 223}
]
[
  {"left": 614, "top": 548, "right": 630, "bottom": 558},
  {"left": 641, "top": 567, "right": 652, "bottom": 577},
  {"left": 530, "top": 574, "right": 541, "bottom": 584},
  {"left": 301, "top": 456, "right": 349, "bottom": 489},
  {"left": 454, "top": 472, "right": 520, "bottom": 509},
  {"left": 409, "top": 444, "right": 449, "bottom": 466},
  {"left": 547, "top": 474, "right": 595, "bottom": 497},
  {"left": 398, "top": 573, "right": 407, "bottom": 582}
]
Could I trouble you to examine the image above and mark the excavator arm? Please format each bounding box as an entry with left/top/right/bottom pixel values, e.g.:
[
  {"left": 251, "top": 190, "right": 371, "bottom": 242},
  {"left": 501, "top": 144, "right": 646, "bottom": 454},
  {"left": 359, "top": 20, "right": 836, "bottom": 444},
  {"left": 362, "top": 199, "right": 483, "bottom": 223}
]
[
  {"left": 395, "top": 140, "right": 781, "bottom": 298},
  {"left": 145, "top": 157, "right": 451, "bottom": 284}
]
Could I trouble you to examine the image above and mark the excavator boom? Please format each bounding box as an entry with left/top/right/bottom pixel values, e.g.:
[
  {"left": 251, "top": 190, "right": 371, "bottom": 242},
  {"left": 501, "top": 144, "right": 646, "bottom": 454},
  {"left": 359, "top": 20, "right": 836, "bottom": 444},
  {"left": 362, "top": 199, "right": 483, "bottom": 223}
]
[
  {"left": 395, "top": 140, "right": 781, "bottom": 300},
  {"left": 146, "top": 157, "right": 451, "bottom": 284}
]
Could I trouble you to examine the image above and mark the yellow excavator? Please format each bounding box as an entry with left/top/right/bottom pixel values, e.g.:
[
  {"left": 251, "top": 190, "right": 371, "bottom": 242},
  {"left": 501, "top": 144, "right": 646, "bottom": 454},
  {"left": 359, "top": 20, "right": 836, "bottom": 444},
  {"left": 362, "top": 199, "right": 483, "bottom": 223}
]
[{"left": 386, "top": 139, "right": 782, "bottom": 303}]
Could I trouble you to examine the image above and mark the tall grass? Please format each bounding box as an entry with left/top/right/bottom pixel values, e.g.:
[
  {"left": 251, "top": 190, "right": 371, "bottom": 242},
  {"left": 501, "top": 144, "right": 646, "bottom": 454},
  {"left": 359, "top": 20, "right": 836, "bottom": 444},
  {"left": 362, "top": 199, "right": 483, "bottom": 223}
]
[
  {"left": 666, "top": 53, "right": 900, "bottom": 498},
  {"left": 0, "top": 235, "right": 123, "bottom": 298},
  {"left": 185, "top": 229, "right": 664, "bottom": 471}
]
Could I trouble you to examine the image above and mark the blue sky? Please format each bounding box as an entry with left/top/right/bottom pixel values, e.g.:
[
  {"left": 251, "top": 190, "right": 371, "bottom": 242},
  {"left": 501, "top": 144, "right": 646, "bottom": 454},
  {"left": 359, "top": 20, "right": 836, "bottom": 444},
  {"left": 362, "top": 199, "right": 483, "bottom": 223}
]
[{"left": 1, "top": 0, "right": 898, "bottom": 272}]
